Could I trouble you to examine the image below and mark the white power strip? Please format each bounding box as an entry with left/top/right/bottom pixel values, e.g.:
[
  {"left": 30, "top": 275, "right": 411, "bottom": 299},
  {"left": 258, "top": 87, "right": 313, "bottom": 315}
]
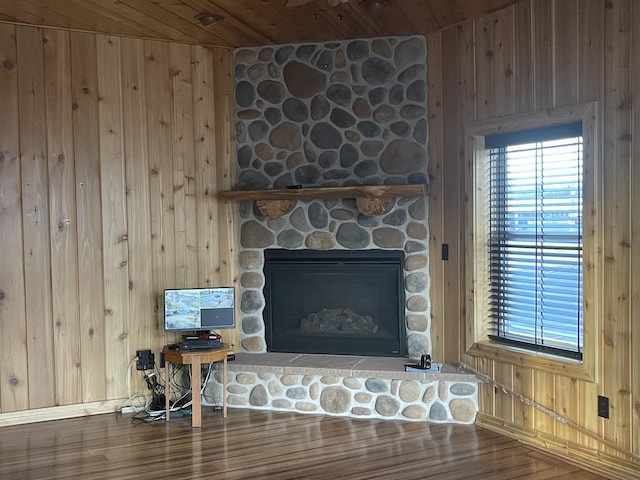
[{"left": 120, "top": 406, "right": 144, "bottom": 414}]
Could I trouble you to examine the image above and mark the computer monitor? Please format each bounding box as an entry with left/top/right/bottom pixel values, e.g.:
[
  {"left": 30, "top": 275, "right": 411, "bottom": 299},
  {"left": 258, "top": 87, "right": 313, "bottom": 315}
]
[{"left": 163, "top": 287, "right": 235, "bottom": 333}]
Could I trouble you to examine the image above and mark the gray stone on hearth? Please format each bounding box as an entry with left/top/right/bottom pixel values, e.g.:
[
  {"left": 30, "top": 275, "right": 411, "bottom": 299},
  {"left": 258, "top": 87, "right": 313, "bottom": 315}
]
[
  {"left": 401, "top": 104, "right": 426, "bottom": 120},
  {"left": 264, "top": 107, "right": 281, "bottom": 125},
  {"left": 451, "top": 384, "right": 476, "bottom": 396},
  {"left": 235, "top": 64, "right": 246, "bottom": 79},
  {"left": 403, "top": 405, "right": 427, "bottom": 419},
  {"left": 283, "top": 60, "right": 327, "bottom": 98},
  {"left": 311, "top": 94, "right": 330, "bottom": 120},
  {"left": 251, "top": 159, "right": 262, "bottom": 170},
  {"left": 429, "top": 402, "right": 448, "bottom": 421},
  {"left": 270, "top": 122, "right": 302, "bottom": 150},
  {"left": 407, "top": 295, "right": 428, "bottom": 312},
  {"left": 286, "top": 387, "right": 307, "bottom": 400},
  {"left": 342, "top": 198, "right": 358, "bottom": 209},
  {"left": 308, "top": 202, "right": 329, "bottom": 228},
  {"left": 305, "top": 231, "right": 335, "bottom": 249},
  {"left": 375, "top": 396, "right": 400, "bottom": 417},
  {"left": 413, "top": 118, "right": 428, "bottom": 144},
  {"left": 352, "top": 407, "right": 373, "bottom": 416},
  {"left": 323, "top": 169, "right": 350, "bottom": 180},
  {"left": 395, "top": 37, "right": 425, "bottom": 69},
  {"left": 238, "top": 170, "right": 270, "bottom": 189},
  {"left": 357, "top": 214, "right": 379, "bottom": 227},
  {"left": 277, "top": 229, "right": 304, "bottom": 249},
  {"left": 303, "top": 141, "right": 316, "bottom": 163},
  {"left": 296, "top": 44, "right": 316, "bottom": 61},
  {"left": 353, "top": 159, "right": 378, "bottom": 178},
  {"left": 268, "top": 217, "right": 287, "bottom": 231},
  {"left": 365, "top": 378, "right": 388, "bottom": 393},
  {"left": 345, "top": 130, "right": 361, "bottom": 143},
  {"left": 450, "top": 399, "right": 476, "bottom": 423},
  {"left": 408, "top": 199, "right": 426, "bottom": 220},
  {"left": 331, "top": 71, "right": 349, "bottom": 83},
  {"left": 372, "top": 227, "right": 405, "bottom": 248},
  {"left": 352, "top": 97, "right": 371, "bottom": 118},
  {"left": 241, "top": 315, "right": 262, "bottom": 335},
  {"left": 360, "top": 141, "right": 383, "bottom": 157},
  {"left": 241, "top": 221, "right": 275, "bottom": 248},
  {"left": 290, "top": 207, "right": 311, "bottom": 232},
  {"left": 336, "top": 223, "right": 370, "bottom": 248},
  {"left": 368, "top": 87, "right": 387, "bottom": 106},
  {"left": 236, "top": 121, "right": 246, "bottom": 143},
  {"left": 283, "top": 98, "right": 309, "bottom": 122},
  {"left": 407, "top": 222, "right": 427, "bottom": 240},
  {"left": 362, "top": 57, "right": 395, "bottom": 86},
  {"left": 318, "top": 151, "right": 337, "bottom": 168},
  {"left": 267, "top": 63, "right": 278, "bottom": 78},
  {"left": 389, "top": 121, "right": 411, "bottom": 137},
  {"left": 389, "top": 84, "right": 404, "bottom": 105},
  {"left": 238, "top": 201, "right": 251, "bottom": 219},
  {"left": 407, "top": 80, "right": 426, "bottom": 103},
  {"left": 235, "top": 48, "right": 255, "bottom": 63},
  {"left": 240, "top": 289, "right": 263, "bottom": 314},
  {"left": 372, "top": 105, "right": 395, "bottom": 123},
  {"left": 237, "top": 109, "right": 262, "bottom": 120},
  {"left": 405, "top": 271, "right": 427, "bottom": 292},
  {"left": 408, "top": 173, "right": 427, "bottom": 185},
  {"left": 380, "top": 139, "right": 426, "bottom": 174},
  {"left": 407, "top": 314, "right": 428, "bottom": 332},
  {"left": 346, "top": 40, "right": 369, "bottom": 61},
  {"left": 240, "top": 272, "right": 263, "bottom": 289},
  {"left": 275, "top": 45, "right": 294, "bottom": 65},
  {"left": 339, "top": 143, "right": 359, "bottom": 168},
  {"left": 248, "top": 120, "right": 269, "bottom": 141},
  {"left": 316, "top": 50, "right": 334, "bottom": 71},
  {"left": 326, "top": 84, "right": 352, "bottom": 107},
  {"left": 405, "top": 240, "right": 427, "bottom": 253},
  {"left": 239, "top": 250, "right": 262, "bottom": 269},
  {"left": 398, "top": 64, "right": 425, "bottom": 84},
  {"left": 258, "top": 47, "right": 273, "bottom": 62},
  {"left": 372, "top": 38, "right": 392, "bottom": 58},
  {"left": 399, "top": 381, "right": 421, "bottom": 403},
  {"left": 310, "top": 123, "right": 342, "bottom": 149},
  {"left": 405, "top": 253, "right": 427, "bottom": 271},
  {"left": 240, "top": 335, "right": 264, "bottom": 352},
  {"left": 330, "top": 108, "right": 356, "bottom": 128},
  {"left": 330, "top": 209, "right": 354, "bottom": 221},
  {"left": 247, "top": 64, "right": 265, "bottom": 82},
  {"left": 237, "top": 145, "right": 252, "bottom": 168},
  {"left": 302, "top": 123, "right": 310, "bottom": 137},
  {"left": 407, "top": 332, "right": 429, "bottom": 359},
  {"left": 357, "top": 121, "right": 381, "bottom": 138},
  {"left": 249, "top": 384, "right": 268, "bottom": 406},
  {"left": 295, "top": 165, "right": 321, "bottom": 184},
  {"left": 382, "top": 209, "right": 407, "bottom": 226},
  {"left": 320, "top": 386, "right": 351, "bottom": 413},
  {"left": 264, "top": 162, "right": 284, "bottom": 177},
  {"left": 256, "top": 143, "right": 274, "bottom": 161},
  {"left": 235, "top": 80, "right": 255, "bottom": 107},
  {"left": 274, "top": 173, "right": 294, "bottom": 189}
]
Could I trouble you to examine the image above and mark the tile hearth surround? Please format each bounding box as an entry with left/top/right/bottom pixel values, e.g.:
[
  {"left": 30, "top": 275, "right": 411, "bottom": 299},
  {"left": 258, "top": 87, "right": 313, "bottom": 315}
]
[{"left": 217, "top": 35, "right": 479, "bottom": 422}]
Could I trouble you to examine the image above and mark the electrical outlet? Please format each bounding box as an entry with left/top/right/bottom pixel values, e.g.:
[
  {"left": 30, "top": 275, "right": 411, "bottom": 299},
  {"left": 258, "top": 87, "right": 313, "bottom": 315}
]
[
  {"left": 597, "top": 395, "right": 609, "bottom": 419},
  {"left": 136, "top": 349, "right": 154, "bottom": 371}
]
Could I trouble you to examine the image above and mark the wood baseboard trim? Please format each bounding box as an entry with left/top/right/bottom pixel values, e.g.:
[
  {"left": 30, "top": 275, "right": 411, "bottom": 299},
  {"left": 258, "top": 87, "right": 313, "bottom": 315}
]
[
  {"left": 476, "top": 413, "right": 640, "bottom": 480},
  {"left": 0, "top": 399, "right": 129, "bottom": 427}
]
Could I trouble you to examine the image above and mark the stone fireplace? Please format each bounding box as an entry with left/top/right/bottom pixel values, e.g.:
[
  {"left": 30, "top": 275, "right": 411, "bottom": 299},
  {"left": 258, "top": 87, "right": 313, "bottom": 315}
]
[{"left": 233, "top": 35, "right": 431, "bottom": 360}]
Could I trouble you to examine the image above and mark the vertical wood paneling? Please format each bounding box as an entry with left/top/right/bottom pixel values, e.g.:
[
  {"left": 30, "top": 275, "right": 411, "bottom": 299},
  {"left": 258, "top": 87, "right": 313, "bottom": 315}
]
[
  {"left": 602, "top": 0, "right": 632, "bottom": 456},
  {"left": 553, "top": 0, "right": 578, "bottom": 106},
  {"left": 16, "top": 26, "right": 55, "bottom": 410},
  {"left": 120, "top": 37, "right": 155, "bottom": 359},
  {"left": 43, "top": 29, "right": 82, "bottom": 405},
  {"left": 532, "top": 0, "right": 553, "bottom": 109},
  {"left": 0, "top": 23, "right": 28, "bottom": 413},
  {"left": 632, "top": 0, "right": 640, "bottom": 460},
  {"left": 70, "top": 31, "right": 106, "bottom": 403},
  {"left": 513, "top": 1, "right": 533, "bottom": 113}
]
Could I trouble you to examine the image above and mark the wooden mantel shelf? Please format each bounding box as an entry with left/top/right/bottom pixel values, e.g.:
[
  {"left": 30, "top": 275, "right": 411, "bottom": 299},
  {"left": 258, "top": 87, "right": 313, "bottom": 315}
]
[
  {"left": 218, "top": 184, "right": 428, "bottom": 217},
  {"left": 218, "top": 184, "right": 428, "bottom": 201}
]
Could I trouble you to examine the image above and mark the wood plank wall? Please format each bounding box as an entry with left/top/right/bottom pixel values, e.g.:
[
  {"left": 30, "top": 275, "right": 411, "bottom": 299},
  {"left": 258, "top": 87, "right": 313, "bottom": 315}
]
[
  {"left": 428, "top": 0, "right": 640, "bottom": 475},
  {"left": 0, "top": 24, "right": 238, "bottom": 416}
]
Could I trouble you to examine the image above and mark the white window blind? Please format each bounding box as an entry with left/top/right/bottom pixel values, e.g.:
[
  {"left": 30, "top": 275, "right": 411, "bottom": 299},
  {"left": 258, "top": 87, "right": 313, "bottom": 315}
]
[{"left": 485, "top": 122, "right": 583, "bottom": 359}]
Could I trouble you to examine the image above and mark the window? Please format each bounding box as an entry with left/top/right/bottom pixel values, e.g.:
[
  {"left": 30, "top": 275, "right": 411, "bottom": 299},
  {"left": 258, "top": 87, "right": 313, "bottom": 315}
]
[
  {"left": 485, "top": 123, "right": 583, "bottom": 359},
  {"left": 465, "top": 103, "right": 598, "bottom": 380}
]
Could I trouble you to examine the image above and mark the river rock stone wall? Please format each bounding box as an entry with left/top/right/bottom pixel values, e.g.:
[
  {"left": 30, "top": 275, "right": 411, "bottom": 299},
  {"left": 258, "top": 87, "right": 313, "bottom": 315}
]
[{"left": 233, "top": 35, "right": 430, "bottom": 359}]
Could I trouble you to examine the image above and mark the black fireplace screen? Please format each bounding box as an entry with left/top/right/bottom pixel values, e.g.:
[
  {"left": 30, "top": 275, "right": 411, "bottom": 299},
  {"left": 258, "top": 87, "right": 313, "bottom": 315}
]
[{"left": 263, "top": 249, "right": 406, "bottom": 357}]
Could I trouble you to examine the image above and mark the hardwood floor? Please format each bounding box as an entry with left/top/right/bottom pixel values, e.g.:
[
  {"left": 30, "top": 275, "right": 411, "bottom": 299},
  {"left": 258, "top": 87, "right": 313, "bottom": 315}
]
[{"left": 0, "top": 409, "right": 608, "bottom": 480}]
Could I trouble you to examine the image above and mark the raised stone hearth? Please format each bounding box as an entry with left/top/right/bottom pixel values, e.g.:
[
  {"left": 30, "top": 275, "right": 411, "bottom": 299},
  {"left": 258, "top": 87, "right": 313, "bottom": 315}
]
[{"left": 204, "top": 354, "right": 480, "bottom": 424}]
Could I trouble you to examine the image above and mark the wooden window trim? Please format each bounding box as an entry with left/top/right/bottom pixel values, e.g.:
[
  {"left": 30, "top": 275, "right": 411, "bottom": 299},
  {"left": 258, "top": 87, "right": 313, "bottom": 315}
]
[{"left": 464, "top": 102, "right": 600, "bottom": 383}]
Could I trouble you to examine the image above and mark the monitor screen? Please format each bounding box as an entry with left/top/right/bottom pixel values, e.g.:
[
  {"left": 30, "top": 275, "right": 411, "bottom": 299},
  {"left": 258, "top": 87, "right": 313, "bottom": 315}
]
[{"left": 164, "top": 287, "right": 235, "bottom": 332}]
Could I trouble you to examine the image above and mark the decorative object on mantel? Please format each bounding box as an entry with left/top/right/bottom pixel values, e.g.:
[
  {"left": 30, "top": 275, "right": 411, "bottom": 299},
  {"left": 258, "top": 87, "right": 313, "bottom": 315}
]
[{"left": 219, "top": 184, "right": 428, "bottom": 218}]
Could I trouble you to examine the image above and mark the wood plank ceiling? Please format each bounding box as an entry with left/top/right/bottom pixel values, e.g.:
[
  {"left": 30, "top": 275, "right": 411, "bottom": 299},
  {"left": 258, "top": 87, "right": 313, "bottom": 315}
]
[{"left": 0, "top": 0, "right": 519, "bottom": 47}]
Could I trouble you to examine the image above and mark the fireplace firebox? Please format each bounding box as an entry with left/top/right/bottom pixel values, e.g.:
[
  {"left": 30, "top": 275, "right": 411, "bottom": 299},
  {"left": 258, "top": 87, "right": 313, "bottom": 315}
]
[{"left": 263, "top": 249, "right": 407, "bottom": 357}]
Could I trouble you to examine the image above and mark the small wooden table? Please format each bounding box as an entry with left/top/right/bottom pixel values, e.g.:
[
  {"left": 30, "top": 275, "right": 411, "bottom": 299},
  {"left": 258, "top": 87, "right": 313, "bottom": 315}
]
[{"left": 162, "top": 344, "right": 232, "bottom": 428}]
